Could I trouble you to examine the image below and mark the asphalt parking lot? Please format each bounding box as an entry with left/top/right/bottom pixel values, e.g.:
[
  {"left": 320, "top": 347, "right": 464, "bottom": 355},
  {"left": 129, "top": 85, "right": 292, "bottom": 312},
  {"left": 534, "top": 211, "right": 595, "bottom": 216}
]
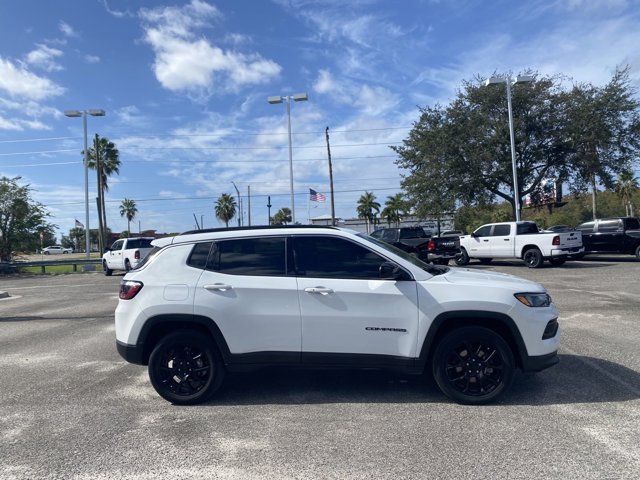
[{"left": 1, "top": 257, "right": 639, "bottom": 479}]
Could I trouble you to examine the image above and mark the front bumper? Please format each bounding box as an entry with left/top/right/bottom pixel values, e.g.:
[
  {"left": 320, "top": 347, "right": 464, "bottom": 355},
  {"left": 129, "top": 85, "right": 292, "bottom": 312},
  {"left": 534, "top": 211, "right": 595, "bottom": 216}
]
[
  {"left": 551, "top": 246, "right": 584, "bottom": 257},
  {"left": 116, "top": 340, "right": 146, "bottom": 365},
  {"left": 521, "top": 350, "right": 559, "bottom": 372}
]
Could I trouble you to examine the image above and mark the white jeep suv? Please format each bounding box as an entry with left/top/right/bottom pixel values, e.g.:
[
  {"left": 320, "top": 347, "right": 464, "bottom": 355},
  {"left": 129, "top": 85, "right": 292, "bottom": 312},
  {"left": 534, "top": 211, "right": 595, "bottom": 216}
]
[{"left": 115, "top": 226, "right": 560, "bottom": 405}]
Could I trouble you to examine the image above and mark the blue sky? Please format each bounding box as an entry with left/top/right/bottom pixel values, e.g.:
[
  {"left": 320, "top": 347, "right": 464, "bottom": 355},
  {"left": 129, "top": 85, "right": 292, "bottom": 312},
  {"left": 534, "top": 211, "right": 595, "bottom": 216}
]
[{"left": 1, "top": 0, "right": 639, "bottom": 237}]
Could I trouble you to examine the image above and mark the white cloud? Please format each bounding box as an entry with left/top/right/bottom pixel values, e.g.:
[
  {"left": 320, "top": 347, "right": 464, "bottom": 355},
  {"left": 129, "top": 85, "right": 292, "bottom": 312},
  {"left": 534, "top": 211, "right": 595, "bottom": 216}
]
[
  {"left": 58, "top": 21, "right": 78, "bottom": 37},
  {"left": 139, "top": 0, "right": 281, "bottom": 93},
  {"left": 25, "top": 44, "right": 64, "bottom": 72},
  {"left": 0, "top": 57, "right": 65, "bottom": 100},
  {"left": 84, "top": 54, "right": 101, "bottom": 64}
]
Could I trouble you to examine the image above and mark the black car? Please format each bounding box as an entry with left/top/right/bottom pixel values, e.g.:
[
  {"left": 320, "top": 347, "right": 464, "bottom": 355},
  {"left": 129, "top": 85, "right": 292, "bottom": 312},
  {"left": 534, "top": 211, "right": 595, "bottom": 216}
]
[
  {"left": 370, "top": 227, "right": 460, "bottom": 264},
  {"left": 542, "top": 225, "right": 574, "bottom": 233},
  {"left": 575, "top": 217, "right": 640, "bottom": 259}
]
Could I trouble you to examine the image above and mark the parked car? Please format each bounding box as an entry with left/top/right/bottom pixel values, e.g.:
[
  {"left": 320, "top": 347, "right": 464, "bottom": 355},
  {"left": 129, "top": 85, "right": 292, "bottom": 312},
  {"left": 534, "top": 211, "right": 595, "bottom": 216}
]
[
  {"left": 102, "top": 237, "right": 154, "bottom": 275},
  {"left": 42, "top": 245, "right": 73, "bottom": 255},
  {"left": 541, "top": 225, "right": 574, "bottom": 233},
  {"left": 575, "top": 217, "right": 640, "bottom": 259},
  {"left": 438, "top": 230, "right": 465, "bottom": 237},
  {"left": 456, "top": 221, "right": 583, "bottom": 268},
  {"left": 370, "top": 227, "right": 460, "bottom": 264},
  {"left": 115, "top": 225, "right": 559, "bottom": 405}
]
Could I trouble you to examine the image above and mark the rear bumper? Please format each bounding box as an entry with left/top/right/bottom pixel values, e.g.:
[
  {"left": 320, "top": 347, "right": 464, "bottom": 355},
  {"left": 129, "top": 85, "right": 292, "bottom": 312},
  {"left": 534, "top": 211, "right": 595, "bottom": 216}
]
[
  {"left": 551, "top": 246, "right": 584, "bottom": 257},
  {"left": 116, "top": 340, "right": 146, "bottom": 365},
  {"left": 521, "top": 351, "right": 559, "bottom": 372},
  {"left": 427, "top": 251, "right": 460, "bottom": 261}
]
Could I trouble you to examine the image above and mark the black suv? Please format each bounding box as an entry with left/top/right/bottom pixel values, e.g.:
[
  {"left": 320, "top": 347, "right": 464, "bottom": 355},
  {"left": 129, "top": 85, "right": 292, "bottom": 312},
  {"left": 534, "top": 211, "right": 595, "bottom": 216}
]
[{"left": 575, "top": 217, "right": 640, "bottom": 259}]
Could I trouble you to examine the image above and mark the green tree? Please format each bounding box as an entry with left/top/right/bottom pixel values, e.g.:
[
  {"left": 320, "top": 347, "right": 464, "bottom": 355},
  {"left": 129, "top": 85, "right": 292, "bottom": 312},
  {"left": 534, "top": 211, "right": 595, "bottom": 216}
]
[
  {"left": 615, "top": 169, "right": 639, "bottom": 216},
  {"left": 119, "top": 198, "right": 138, "bottom": 235},
  {"left": 564, "top": 67, "right": 640, "bottom": 219},
  {"left": 272, "top": 207, "right": 292, "bottom": 226},
  {"left": 87, "top": 135, "right": 121, "bottom": 249},
  {"left": 0, "top": 177, "right": 54, "bottom": 261},
  {"left": 356, "top": 191, "right": 381, "bottom": 233},
  {"left": 381, "top": 193, "right": 407, "bottom": 227},
  {"left": 215, "top": 193, "right": 237, "bottom": 227}
]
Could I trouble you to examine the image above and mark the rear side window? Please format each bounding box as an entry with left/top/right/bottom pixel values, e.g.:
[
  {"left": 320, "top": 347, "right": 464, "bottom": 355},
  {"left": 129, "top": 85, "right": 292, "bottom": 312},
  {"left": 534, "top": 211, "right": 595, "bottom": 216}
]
[
  {"left": 293, "top": 236, "right": 387, "bottom": 279},
  {"left": 492, "top": 224, "right": 511, "bottom": 236},
  {"left": 516, "top": 223, "right": 539, "bottom": 235},
  {"left": 598, "top": 219, "right": 622, "bottom": 232},
  {"left": 370, "top": 230, "right": 383, "bottom": 239},
  {"left": 577, "top": 221, "right": 595, "bottom": 233},
  {"left": 210, "top": 237, "right": 286, "bottom": 276},
  {"left": 187, "top": 242, "right": 213, "bottom": 269},
  {"left": 133, "top": 246, "right": 161, "bottom": 270}
]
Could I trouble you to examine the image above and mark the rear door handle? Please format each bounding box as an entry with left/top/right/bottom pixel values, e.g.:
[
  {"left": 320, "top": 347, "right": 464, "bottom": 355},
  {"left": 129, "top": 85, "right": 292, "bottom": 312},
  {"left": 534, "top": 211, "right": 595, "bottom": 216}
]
[
  {"left": 304, "top": 287, "right": 334, "bottom": 295},
  {"left": 504, "top": 238, "right": 510, "bottom": 241},
  {"left": 204, "top": 284, "right": 233, "bottom": 291},
  {"left": 483, "top": 239, "right": 489, "bottom": 242}
]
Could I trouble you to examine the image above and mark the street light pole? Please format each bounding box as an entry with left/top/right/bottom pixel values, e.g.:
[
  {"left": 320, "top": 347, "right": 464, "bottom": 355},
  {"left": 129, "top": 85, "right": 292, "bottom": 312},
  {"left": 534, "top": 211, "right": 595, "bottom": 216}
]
[
  {"left": 485, "top": 75, "right": 533, "bottom": 222},
  {"left": 268, "top": 93, "right": 308, "bottom": 224},
  {"left": 232, "top": 181, "right": 241, "bottom": 227}
]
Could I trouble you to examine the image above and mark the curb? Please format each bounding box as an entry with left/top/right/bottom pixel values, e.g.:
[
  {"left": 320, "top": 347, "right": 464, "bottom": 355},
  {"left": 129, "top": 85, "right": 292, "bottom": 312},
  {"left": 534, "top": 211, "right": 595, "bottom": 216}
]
[{"left": 0, "top": 291, "right": 9, "bottom": 299}]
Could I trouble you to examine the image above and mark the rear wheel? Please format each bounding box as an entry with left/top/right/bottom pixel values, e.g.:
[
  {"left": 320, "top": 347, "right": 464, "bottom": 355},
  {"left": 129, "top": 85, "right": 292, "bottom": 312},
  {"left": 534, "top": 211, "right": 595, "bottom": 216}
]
[
  {"left": 432, "top": 326, "right": 515, "bottom": 404},
  {"left": 125, "top": 259, "right": 131, "bottom": 272},
  {"left": 103, "top": 261, "right": 112, "bottom": 276},
  {"left": 635, "top": 245, "right": 640, "bottom": 261},
  {"left": 454, "top": 248, "right": 470, "bottom": 266},
  {"left": 523, "top": 248, "right": 544, "bottom": 268},
  {"left": 148, "top": 330, "right": 225, "bottom": 405},
  {"left": 478, "top": 258, "right": 493, "bottom": 264},
  {"left": 549, "top": 258, "right": 566, "bottom": 266}
]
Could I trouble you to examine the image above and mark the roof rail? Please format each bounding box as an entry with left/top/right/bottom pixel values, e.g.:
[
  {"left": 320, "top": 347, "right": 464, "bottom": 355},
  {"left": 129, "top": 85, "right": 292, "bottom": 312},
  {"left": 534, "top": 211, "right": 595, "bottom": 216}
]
[{"left": 180, "top": 225, "right": 339, "bottom": 235}]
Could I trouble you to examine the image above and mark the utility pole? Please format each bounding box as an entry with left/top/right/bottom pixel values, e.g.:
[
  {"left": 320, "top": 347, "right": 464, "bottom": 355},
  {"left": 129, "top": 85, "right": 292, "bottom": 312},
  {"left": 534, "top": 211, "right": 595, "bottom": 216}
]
[
  {"left": 247, "top": 185, "right": 251, "bottom": 226},
  {"left": 94, "top": 134, "right": 104, "bottom": 254},
  {"left": 193, "top": 213, "right": 200, "bottom": 230},
  {"left": 138, "top": 220, "right": 141, "bottom": 234},
  {"left": 325, "top": 126, "right": 336, "bottom": 226},
  {"left": 201, "top": 215, "right": 204, "bottom": 229},
  {"left": 267, "top": 196, "right": 272, "bottom": 225},
  {"left": 232, "top": 182, "right": 241, "bottom": 227}
]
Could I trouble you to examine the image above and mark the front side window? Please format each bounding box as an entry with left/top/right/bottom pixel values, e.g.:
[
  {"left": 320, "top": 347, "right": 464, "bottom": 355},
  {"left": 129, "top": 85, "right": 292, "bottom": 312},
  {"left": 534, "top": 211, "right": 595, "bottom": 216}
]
[
  {"left": 381, "top": 229, "right": 397, "bottom": 242},
  {"left": 625, "top": 218, "right": 640, "bottom": 230},
  {"left": 293, "top": 236, "right": 388, "bottom": 279},
  {"left": 474, "top": 225, "right": 492, "bottom": 237},
  {"left": 399, "top": 228, "right": 427, "bottom": 239},
  {"left": 111, "top": 240, "right": 124, "bottom": 250},
  {"left": 492, "top": 224, "right": 511, "bottom": 236},
  {"left": 210, "top": 237, "right": 286, "bottom": 276}
]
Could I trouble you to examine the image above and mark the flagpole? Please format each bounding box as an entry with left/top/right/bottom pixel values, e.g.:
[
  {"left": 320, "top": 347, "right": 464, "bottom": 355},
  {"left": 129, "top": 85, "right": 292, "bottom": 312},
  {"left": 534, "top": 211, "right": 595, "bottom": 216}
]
[{"left": 308, "top": 191, "right": 311, "bottom": 225}]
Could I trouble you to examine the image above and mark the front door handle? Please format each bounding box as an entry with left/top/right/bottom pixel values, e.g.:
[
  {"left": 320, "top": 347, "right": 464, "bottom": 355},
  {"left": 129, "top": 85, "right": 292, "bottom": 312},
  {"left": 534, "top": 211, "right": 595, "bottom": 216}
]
[
  {"left": 304, "top": 287, "right": 334, "bottom": 295},
  {"left": 504, "top": 238, "right": 510, "bottom": 241},
  {"left": 204, "top": 284, "right": 233, "bottom": 291},
  {"left": 483, "top": 239, "right": 489, "bottom": 242}
]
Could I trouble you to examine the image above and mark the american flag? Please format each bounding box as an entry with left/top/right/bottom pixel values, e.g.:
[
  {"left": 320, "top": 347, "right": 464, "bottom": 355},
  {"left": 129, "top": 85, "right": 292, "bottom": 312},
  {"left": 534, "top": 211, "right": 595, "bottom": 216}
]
[{"left": 309, "top": 188, "right": 326, "bottom": 202}]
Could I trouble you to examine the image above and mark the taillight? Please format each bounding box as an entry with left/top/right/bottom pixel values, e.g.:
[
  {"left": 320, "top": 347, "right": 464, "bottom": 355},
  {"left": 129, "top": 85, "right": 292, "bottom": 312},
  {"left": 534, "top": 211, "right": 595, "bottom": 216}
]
[
  {"left": 134, "top": 250, "right": 140, "bottom": 260},
  {"left": 427, "top": 240, "right": 436, "bottom": 251},
  {"left": 552, "top": 235, "right": 560, "bottom": 246},
  {"left": 119, "top": 280, "right": 143, "bottom": 300}
]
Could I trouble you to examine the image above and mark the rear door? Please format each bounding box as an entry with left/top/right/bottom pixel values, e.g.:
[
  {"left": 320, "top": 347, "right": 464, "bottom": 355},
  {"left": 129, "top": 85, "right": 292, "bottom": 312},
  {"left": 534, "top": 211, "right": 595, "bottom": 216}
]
[
  {"left": 576, "top": 221, "right": 596, "bottom": 251},
  {"left": 193, "top": 236, "right": 301, "bottom": 358},
  {"left": 292, "top": 235, "right": 419, "bottom": 360},
  {"left": 488, "top": 223, "right": 513, "bottom": 257},
  {"left": 594, "top": 219, "right": 624, "bottom": 252}
]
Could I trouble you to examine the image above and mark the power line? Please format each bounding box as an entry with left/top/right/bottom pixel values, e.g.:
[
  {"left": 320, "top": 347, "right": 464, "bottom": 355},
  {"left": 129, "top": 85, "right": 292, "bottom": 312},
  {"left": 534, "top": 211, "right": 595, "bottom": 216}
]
[
  {"left": 0, "top": 148, "right": 78, "bottom": 156},
  {"left": 0, "top": 136, "right": 81, "bottom": 144}
]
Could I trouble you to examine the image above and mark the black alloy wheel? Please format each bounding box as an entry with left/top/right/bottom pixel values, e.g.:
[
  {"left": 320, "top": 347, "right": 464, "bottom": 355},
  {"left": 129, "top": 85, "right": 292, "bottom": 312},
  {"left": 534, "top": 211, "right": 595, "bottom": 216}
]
[
  {"left": 125, "top": 259, "right": 131, "bottom": 272},
  {"left": 148, "top": 331, "right": 224, "bottom": 405},
  {"left": 635, "top": 245, "right": 640, "bottom": 261},
  {"left": 432, "top": 326, "right": 514, "bottom": 404},
  {"left": 454, "top": 248, "right": 470, "bottom": 266},
  {"left": 103, "top": 261, "right": 112, "bottom": 276},
  {"left": 523, "top": 248, "right": 544, "bottom": 268}
]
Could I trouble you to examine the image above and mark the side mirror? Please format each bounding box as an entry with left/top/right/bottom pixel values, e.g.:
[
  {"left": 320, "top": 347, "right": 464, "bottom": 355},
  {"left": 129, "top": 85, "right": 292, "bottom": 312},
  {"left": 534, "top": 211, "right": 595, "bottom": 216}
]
[
  {"left": 104, "top": 247, "right": 111, "bottom": 253},
  {"left": 379, "top": 262, "right": 407, "bottom": 280},
  {"left": 471, "top": 232, "right": 478, "bottom": 238}
]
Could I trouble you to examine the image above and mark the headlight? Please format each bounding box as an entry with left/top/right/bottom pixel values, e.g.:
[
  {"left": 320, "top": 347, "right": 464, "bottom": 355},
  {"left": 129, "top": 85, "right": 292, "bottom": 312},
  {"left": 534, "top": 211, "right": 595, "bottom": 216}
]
[{"left": 514, "top": 292, "right": 551, "bottom": 307}]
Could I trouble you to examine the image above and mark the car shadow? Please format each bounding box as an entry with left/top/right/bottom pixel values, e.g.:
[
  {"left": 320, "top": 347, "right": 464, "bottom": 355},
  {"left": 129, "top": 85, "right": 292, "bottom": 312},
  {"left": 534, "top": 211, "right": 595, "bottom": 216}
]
[
  {"left": 204, "top": 354, "right": 640, "bottom": 407},
  {"left": 0, "top": 314, "right": 114, "bottom": 322},
  {"left": 466, "top": 261, "right": 609, "bottom": 269},
  {"left": 578, "top": 255, "right": 637, "bottom": 263}
]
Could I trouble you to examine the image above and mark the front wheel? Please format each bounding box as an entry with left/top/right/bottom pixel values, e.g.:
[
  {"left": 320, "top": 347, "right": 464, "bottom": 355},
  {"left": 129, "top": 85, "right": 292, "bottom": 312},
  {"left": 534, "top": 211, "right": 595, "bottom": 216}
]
[
  {"left": 103, "top": 261, "right": 113, "bottom": 276},
  {"left": 148, "top": 331, "right": 225, "bottom": 405},
  {"left": 432, "top": 326, "right": 515, "bottom": 404},
  {"left": 635, "top": 245, "right": 640, "bottom": 261},
  {"left": 523, "top": 248, "right": 544, "bottom": 268},
  {"left": 549, "top": 258, "right": 566, "bottom": 266},
  {"left": 124, "top": 259, "right": 131, "bottom": 272},
  {"left": 454, "top": 249, "right": 470, "bottom": 266}
]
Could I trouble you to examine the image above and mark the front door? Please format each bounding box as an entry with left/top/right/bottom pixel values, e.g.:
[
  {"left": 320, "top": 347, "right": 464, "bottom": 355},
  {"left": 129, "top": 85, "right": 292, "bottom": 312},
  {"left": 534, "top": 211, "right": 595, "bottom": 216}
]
[
  {"left": 108, "top": 240, "right": 125, "bottom": 269},
  {"left": 468, "top": 225, "right": 492, "bottom": 257},
  {"left": 593, "top": 219, "right": 624, "bottom": 252},
  {"left": 576, "top": 221, "right": 596, "bottom": 251},
  {"left": 291, "top": 235, "right": 419, "bottom": 360},
  {"left": 193, "top": 236, "right": 301, "bottom": 358}
]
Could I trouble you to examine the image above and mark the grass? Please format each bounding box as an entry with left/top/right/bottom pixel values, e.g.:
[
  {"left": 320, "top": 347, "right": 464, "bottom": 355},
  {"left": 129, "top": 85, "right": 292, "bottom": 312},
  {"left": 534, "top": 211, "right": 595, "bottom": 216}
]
[{"left": 19, "top": 265, "right": 100, "bottom": 275}]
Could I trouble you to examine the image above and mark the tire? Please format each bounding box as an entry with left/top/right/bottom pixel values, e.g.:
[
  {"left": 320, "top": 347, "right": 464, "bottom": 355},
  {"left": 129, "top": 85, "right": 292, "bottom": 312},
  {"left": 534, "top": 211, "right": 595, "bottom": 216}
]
[
  {"left": 44, "top": 251, "right": 49, "bottom": 255},
  {"left": 148, "top": 330, "right": 225, "bottom": 405},
  {"left": 549, "top": 258, "right": 566, "bottom": 266},
  {"left": 432, "top": 326, "right": 515, "bottom": 405},
  {"left": 103, "top": 261, "right": 113, "bottom": 276},
  {"left": 454, "top": 248, "right": 470, "bottom": 266},
  {"left": 478, "top": 258, "right": 493, "bottom": 264},
  {"left": 523, "top": 248, "right": 544, "bottom": 268},
  {"left": 63, "top": 251, "right": 69, "bottom": 254},
  {"left": 635, "top": 245, "right": 640, "bottom": 261},
  {"left": 124, "top": 259, "right": 131, "bottom": 272}
]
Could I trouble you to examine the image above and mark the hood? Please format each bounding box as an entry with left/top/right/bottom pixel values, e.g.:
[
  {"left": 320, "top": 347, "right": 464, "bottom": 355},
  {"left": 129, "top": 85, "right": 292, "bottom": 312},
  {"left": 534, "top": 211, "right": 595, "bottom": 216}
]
[{"left": 440, "top": 267, "right": 545, "bottom": 292}]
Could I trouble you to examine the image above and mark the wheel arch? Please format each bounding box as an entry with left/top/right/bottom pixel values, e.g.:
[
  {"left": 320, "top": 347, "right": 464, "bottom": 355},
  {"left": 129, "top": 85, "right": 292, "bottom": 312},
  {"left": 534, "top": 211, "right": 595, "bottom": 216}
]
[
  {"left": 417, "top": 311, "right": 527, "bottom": 371},
  {"left": 519, "top": 244, "right": 541, "bottom": 259},
  {"left": 138, "top": 314, "right": 231, "bottom": 365}
]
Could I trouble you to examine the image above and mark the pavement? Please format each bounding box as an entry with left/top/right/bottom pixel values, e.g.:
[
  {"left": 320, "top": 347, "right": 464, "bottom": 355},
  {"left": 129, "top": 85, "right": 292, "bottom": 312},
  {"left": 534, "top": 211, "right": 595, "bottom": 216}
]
[{"left": 0, "top": 256, "right": 639, "bottom": 479}]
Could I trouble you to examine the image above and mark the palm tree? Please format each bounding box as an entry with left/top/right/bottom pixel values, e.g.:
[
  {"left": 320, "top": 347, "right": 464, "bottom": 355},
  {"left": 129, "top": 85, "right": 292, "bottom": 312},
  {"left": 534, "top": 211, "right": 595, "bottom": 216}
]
[
  {"left": 356, "top": 191, "right": 381, "bottom": 234},
  {"left": 272, "top": 207, "right": 292, "bottom": 225},
  {"left": 382, "top": 193, "right": 406, "bottom": 227},
  {"left": 119, "top": 198, "right": 138, "bottom": 235},
  {"left": 615, "top": 170, "right": 638, "bottom": 216},
  {"left": 215, "top": 194, "right": 237, "bottom": 227},
  {"left": 87, "top": 135, "right": 120, "bottom": 249}
]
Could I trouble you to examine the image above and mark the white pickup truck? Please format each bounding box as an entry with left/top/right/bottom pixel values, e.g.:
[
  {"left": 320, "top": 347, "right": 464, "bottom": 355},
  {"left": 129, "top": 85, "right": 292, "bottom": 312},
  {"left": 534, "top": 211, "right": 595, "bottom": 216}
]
[
  {"left": 455, "top": 221, "right": 583, "bottom": 268},
  {"left": 102, "top": 237, "right": 154, "bottom": 275}
]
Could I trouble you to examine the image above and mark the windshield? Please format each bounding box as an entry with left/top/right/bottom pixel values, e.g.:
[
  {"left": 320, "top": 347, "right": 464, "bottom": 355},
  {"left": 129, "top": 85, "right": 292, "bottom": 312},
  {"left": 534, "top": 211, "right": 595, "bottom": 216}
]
[{"left": 358, "top": 234, "right": 449, "bottom": 275}]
